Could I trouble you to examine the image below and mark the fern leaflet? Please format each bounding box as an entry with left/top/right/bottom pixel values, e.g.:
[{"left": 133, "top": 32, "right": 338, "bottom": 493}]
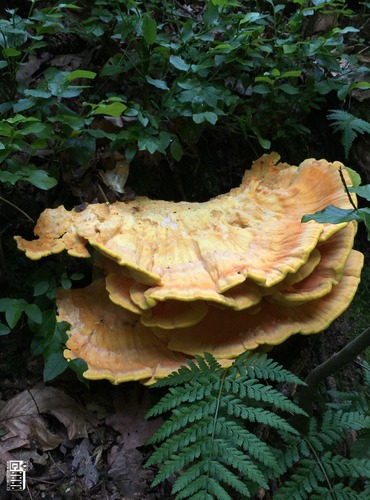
[{"left": 327, "top": 109, "right": 370, "bottom": 158}]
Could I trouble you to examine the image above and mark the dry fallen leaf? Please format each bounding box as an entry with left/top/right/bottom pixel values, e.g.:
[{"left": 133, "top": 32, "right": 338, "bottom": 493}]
[
  {"left": 0, "top": 384, "right": 88, "bottom": 454},
  {"left": 105, "top": 386, "right": 162, "bottom": 449}
]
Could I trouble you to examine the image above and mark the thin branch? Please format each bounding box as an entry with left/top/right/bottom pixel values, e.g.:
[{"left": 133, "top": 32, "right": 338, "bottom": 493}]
[
  {"left": 298, "top": 327, "right": 370, "bottom": 416},
  {"left": 0, "top": 196, "right": 35, "bottom": 223},
  {"left": 339, "top": 167, "right": 357, "bottom": 211}
]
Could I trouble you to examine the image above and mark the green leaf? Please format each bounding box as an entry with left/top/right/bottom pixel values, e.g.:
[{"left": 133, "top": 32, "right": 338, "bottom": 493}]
[
  {"left": 68, "top": 358, "right": 89, "bottom": 386},
  {"left": 349, "top": 184, "right": 370, "bottom": 202},
  {"left": 0, "top": 323, "right": 10, "bottom": 336},
  {"left": 23, "top": 88, "right": 51, "bottom": 98},
  {"left": 170, "top": 139, "right": 183, "bottom": 161},
  {"left": 66, "top": 70, "right": 96, "bottom": 81},
  {"left": 2, "top": 48, "right": 21, "bottom": 57},
  {"left": 278, "top": 84, "right": 299, "bottom": 95},
  {"left": 138, "top": 136, "right": 159, "bottom": 154},
  {"left": 0, "top": 61, "right": 8, "bottom": 69},
  {"left": 24, "top": 304, "right": 43, "bottom": 324},
  {"left": 24, "top": 170, "right": 58, "bottom": 190},
  {"left": 344, "top": 166, "right": 362, "bottom": 187},
  {"left": 302, "top": 205, "right": 362, "bottom": 224},
  {"left": 170, "top": 55, "right": 190, "bottom": 72},
  {"left": 5, "top": 302, "right": 24, "bottom": 328},
  {"left": 145, "top": 76, "right": 169, "bottom": 90},
  {"left": 142, "top": 15, "right": 157, "bottom": 45},
  {"left": 33, "top": 280, "right": 51, "bottom": 297},
  {"left": 90, "top": 101, "right": 127, "bottom": 117},
  {"left": 13, "top": 98, "right": 35, "bottom": 113},
  {"left": 193, "top": 112, "right": 218, "bottom": 125},
  {"left": 43, "top": 350, "right": 68, "bottom": 381},
  {"left": 0, "top": 171, "right": 20, "bottom": 185}
]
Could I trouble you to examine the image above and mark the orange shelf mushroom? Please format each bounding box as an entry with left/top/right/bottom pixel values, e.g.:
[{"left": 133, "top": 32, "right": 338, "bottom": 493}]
[{"left": 15, "top": 153, "right": 364, "bottom": 384}]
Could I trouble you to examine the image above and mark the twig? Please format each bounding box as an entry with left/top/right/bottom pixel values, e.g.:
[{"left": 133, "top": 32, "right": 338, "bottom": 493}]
[
  {"left": 0, "top": 196, "right": 35, "bottom": 223},
  {"left": 339, "top": 167, "right": 357, "bottom": 211},
  {"left": 298, "top": 327, "right": 370, "bottom": 416}
]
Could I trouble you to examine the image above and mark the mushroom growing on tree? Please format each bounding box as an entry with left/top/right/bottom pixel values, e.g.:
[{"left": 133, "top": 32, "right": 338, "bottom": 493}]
[{"left": 15, "top": 153, "right": 364, "bottom": 384}]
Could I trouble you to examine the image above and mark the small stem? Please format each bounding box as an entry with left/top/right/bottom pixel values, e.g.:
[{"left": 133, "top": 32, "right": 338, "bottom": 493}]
[
  {"left": 339, "top": 167, "right": 357, "bottom": 211},
  {"left": 0, "top": 196, "right": 34, "bottom": 223},
  {"left": 299, "top": 327, "right": 370, "bottom": 416}
]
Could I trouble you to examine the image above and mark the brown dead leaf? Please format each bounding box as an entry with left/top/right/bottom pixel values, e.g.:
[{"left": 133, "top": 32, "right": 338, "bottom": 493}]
[
  {"left": 105, "top": 386, "right": 162, "bottom": 450},
  {"left": 107, "top": 443, "right": 154, "bottom": 499},
  {"left": 71, "top": 438, "right": 99, "bottom": 491},
  {"left": 0, "top": 384, "right": 88, "bottom": 453}
]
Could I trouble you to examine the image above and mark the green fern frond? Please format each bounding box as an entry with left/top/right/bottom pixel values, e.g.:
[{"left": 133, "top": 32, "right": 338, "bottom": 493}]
[
  {"left": 327, "top": 109, "right": 370, "bottom": 158},
  {"left": 311, "top": 483, "right": 370, "bottom": 499},
  {"left": 145, "top": 350, "right": 302, "bottom": 498},
  {"left": 232, "top": 351, "right": 305, "bottom": 385},
  {"left": 224, "top": 395, "right": 300, "bottom": 434},
  {"left": 153, "top": 353, "right": 222, "bottom": 388},
  {"left": 146, "top": 352, "right": 370, "bottom": 498}
]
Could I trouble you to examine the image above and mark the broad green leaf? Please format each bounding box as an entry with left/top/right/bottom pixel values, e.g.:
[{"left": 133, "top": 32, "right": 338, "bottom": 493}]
[
  {"left": 302, "top": 205, "right": 362, "bottom": 224},
  {"left": 33, "top": 280, "right": 51, "bottom": 297},
  {"left": 142, "top": 15, "right": 157, "bottom": 45},
  {"left": 13, "top": 98, "right": 35, "bottom": 113},
  {"left": 24, "top": 88, "right": 51, "bottom": 98},
  {"left": 345, "top": 167, "right": 362, "bottom": 187},
  {"left": 43, "top": 350, "right": 68, "bottom": 381},
  {"left": 278, "top": 84, "right": 299, "bottom": 95},
  {"left": 170, "top": 140, "right": 183, "bottom": 161},
  {"left": 0, "top": 171, "right": 20, "bottom": 185},
  {"left": 145, "top": 76, "right": 169, "bottom": 90},
  {"left": 0, "top": 123, "right": 13, "bottom": 136},
  {"left": 5, "top": 302, "right": 24, "bottom": 328},
  {"left": 24, "top": 170, "right": 58, "bottom": 190},
  {"left": 24, "top": 304, "right": 43, "bottom": 324},
  {"left": 281, "top": 70, "right": 301, "bottom": 78},
  {"left": 48, "top": 114, "right": 86, "bottom": 130},
  {"left": 0, "top": 298, "right": 16, "bottom": 312},
  {"left": 19, "top": 122, "right": 47, "bottom": 135},
  {"left": 66, "top": 70, "right": 96, "bottom": 81},
  {"left": 0, "top": 323, "right": 10, "bottom": 336},
  {"left": 2, "top": 48, "right": 21, "bottom": 57},
  {"left": 170, "top": 55, "right": 190, "bottom": 72},
  {"left": 193, "top": 112, "right": 218, "bottom": 125},
  {"left": 68, "top": 358, "right": 89, "bottom": 386},
  {"left": 240, "top": 12, "right": 262, "bottom": 24},
  {"left": 90, "top": 102, "right": 127, "bottom": 117},
  {"left": 349, "top": 185, "right": 370, "bottom": 202},
  {"left": 138, "top": 136, "right": 159, "bottom": 154},
  {"left": 0, "top": 61, "right": 8, "bottom": 69}
]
